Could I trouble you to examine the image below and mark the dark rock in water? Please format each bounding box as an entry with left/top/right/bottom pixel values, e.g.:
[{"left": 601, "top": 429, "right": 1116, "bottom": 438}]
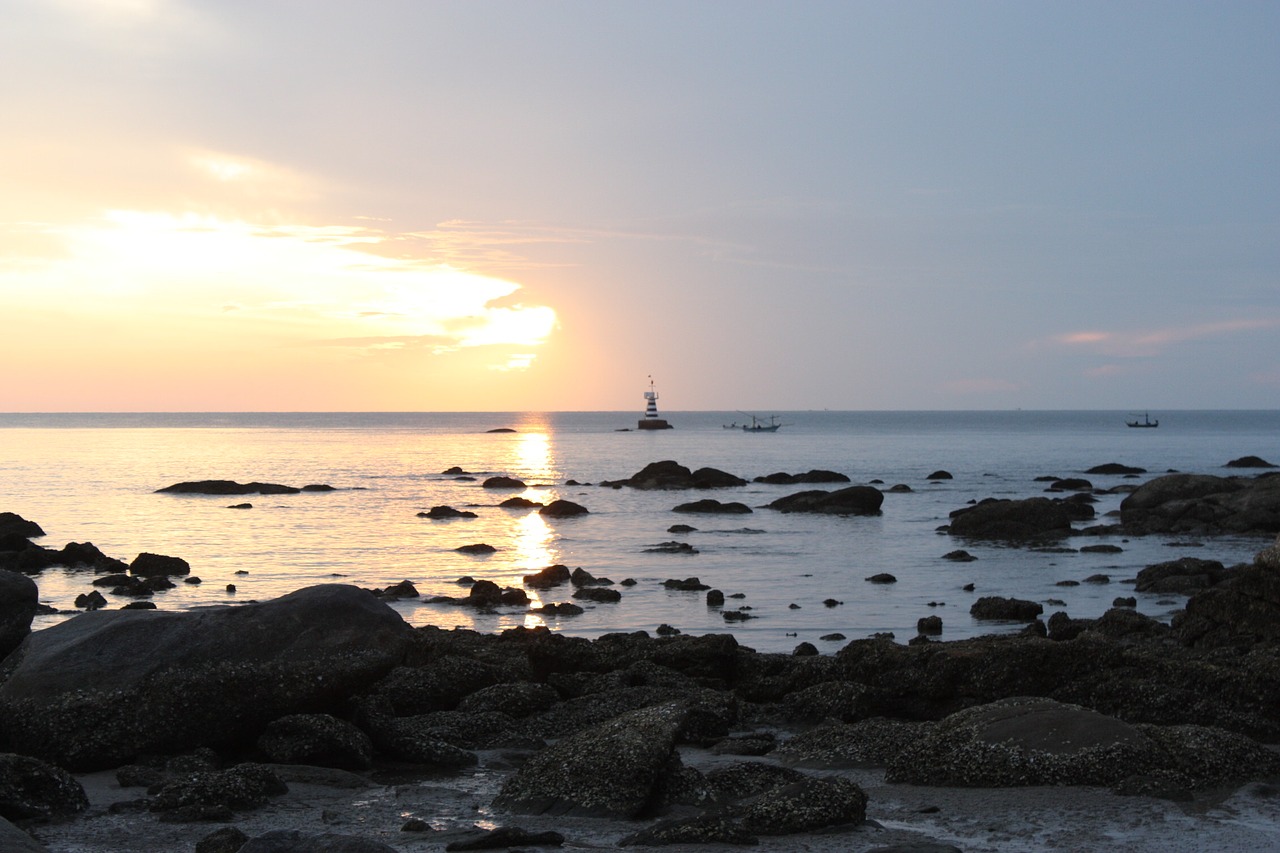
[
  {"left": 753, "top": 470, "right": 850, "bottom": 485},
  {"left": 1226, "top": 455, "right": 1276, "bottom": 468},
  {"left": 668, "top": 524, "right": 697, "bottom": 533},
  {"left": 1081, "top": 544, "right": 1123, "bottom": 554},
  {"left": 793, "top": 642, "right": 819, "bottom": 656},
  {"left": 383, "top": 579, "right": 419, "bottom": 598},
  {"left": 129, "top": 552, "right": 191, "bottom": 577},
  {"left": 706, "top": 590, "right": 724, "bottom": 607},
  {"left": 524, "top": 564, "right": 572, "bottom": 589},
  {"left": 887, "top": 483, "right": 913, "bottom": 493},
  {"left": 1121, "top": 473, "right": 1280, "bottom": 536},
  {"left": 1083, "top": 574, "right": 1111, "bottom": 584},
  {"left": 419, "top": 505, "right": 478, "bottom": 519},
  {"left": 570, "top": 567, "right": 612, "bottom": 586},
  {"left": 918, "top": 615, "right": 943, "bottom": 635},
  {"left": 301, "top": 484, "right": 336, "bottom": 492},
  {"left": 663, "top": 577, "right": 709, "bottom": 591},
  {"left": 722, "top": 610, "right": 755, "bottom": 622},
  {"left": 1047, "top": 478, "right": 1093, "bottom": 492},
  {"left": 970, "top": 596, "right": 1043, "bottom": 622},
  {"left": 494, "top": 701, "right": 688, "bottom": 818},
  {"left": 73, "top": 590, "right": 107, "bottom": 610},
  {"left": 456, "top": 543, "right": 497, "bottom": 555},
  {"left": 1135, "top": 557, "right": 1234, "bottom": 594},
  {"left": 1088, "top": 463, "right": 1147, "bottom": 475},
  {"left": 672, "top": 499, "right": 752, "bottom": 514},
  {"left": 605, "top": 460, "right": 747, "bottom": 490},
  {"left": 766, "top": 486, "right": 883, "bottom": 516},
  {"left": 441, "top": 466, "right": 472, "bottom": 476},
  {"left": 927, "top": 470, "right": 953, "bottom": 480},
  {"left": 648, "top": 542, "right": 699, "bottom": 554},
  {"left": 540, "top": 499, "right": 588, "bottom": 517},
  {"left": 866, "top": 573, "right": 897, "bottom": 584},
  {"left": 943, "top": 550, "right": 977, "bottom": 562},
  {"left": 947, "top": 497, "right": 1074, "bottom": 540},
  {"left": 256, "top": 713, "right": 373, "bottom": 771},
  {"left": 444, "top": 826, "right": 565, "bottom": 851},
  {"left": 1112, "top": 596, "right": 1137, "bottom": 607},
  {"left": 0, "top": 570, "right": 38, "bottom": 660},
  {"left": 1174, "top": 551, "right": 1280, "bottom": 647},
  {"left": 655, "top": 624, "right": 681, "bottom": 636},
  {"left": 573, "top": 587, "right": 622, "bottom": 603},
  {"left": 236, "top": 829, "right": 399, "bottom": 852},
  {"left": 227, "top": 503, "right": 253, "bottom": 510},
  {"left": 499, "top": 497, "right": 542, "bottom": 509},
  {"left": 483, "top": 476, "right": 526, "bottom": 489},
  {"left": 0, "top": 752, "right": 89, "bottom": 822},
  {"left": 121, "top": 601, "right": 157, "bottom": 610},
  {"left": 485, "top": 428, "right": 517, "bottom": 433},
  {"left": 0, "top": 585, "right": 412, "bottom": 770},
  {"left": 535, "top": 602, "right": 585, "bottom": 617},
  {"left": 0, "top": 512, "right": 44, "bottom": 539},
  {"left": 156, "top": 480, "right": 302, "bottom": 495}
]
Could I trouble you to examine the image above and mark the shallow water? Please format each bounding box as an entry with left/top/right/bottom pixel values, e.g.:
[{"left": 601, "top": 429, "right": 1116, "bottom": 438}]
[{"left": 3, "top": 410, "right": 1277, "bottom": 652}]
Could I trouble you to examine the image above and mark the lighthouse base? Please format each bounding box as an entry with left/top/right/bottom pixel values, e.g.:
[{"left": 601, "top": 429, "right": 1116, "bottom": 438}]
[{"left": 637, "top": 419, "right": 672, "bottom": 430}]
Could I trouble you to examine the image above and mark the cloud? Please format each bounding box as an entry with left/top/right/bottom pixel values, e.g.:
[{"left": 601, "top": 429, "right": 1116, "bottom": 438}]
[{"left": 1044, "top": 317, "right": 1280, "bottom": 358}]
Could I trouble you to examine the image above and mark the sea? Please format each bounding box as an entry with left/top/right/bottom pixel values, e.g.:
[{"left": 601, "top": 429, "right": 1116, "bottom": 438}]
[{"left": 2, "top": 410, "right": 1277, "bottom": 654}]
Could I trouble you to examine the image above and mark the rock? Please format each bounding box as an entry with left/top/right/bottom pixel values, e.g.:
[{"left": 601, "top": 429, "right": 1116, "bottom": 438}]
[
  {"left": 927, "top": 471, "right": 953, "bottom": 480},
  {"left": 150, "top": 763, "right": 288, "bottom": 814},
  {"left": 523, "top": 564, "right": 572, "bottom": 589},
  {"left": 0, "top": 513, "right": 43, "bottom": 539},
  {"left": 668, "top": 524, "right": 697, "bottom": 533},
  {"left": 500, "top": 497, "right": 542, "bottom": 509},
  {"left": 607, "top": 461, "right": 748, "bottom": 490},
  {"left": 1226, "top": 456, "right": 1276, "bottom": 468},
  {"left": 0, "top": 571, "right": 38, "bottom": 660},
  {"left": 0, "top": 753, "right": 88, "bottom": 822},
  {"left": 255, "top": 714, "right": 373, "bottom": 771},
  {"left": 918, "top": 615, "right": 943, "bottom": 635},
  {"left": 73, "top": 590, "right": 107, "bottom": 610},
  {"left": 1120, "top": 473, "right": 1280, "bottom": 536},
  {"left": 382, "top": 580, "right": 419, "bottom": 598},
  {"left": 236, "top": 829, "right": 400, "bottom": 852},
  {"left": 736, "top": 775, "right": 868, "bottom": 835},
  {"left": 1112, "top": 596, "right": 1137, "bottom": 607},
  {"left": 1135, "top": 557, "right": 1234, "bottom": 594},
  {"left": 706, "top": 590, "right": 725, "bottom": 607},
  {"left": 969, "top": 596, "right": 1043, "bottom": 622},
  {"left": 866, "top": 573, "right": 897, "bottom": 584},
  {"left": 1087, "top": 463, "right": 1147, "bottom": 475},
  {"left": 672, "top": 499, "right": 753, "bottom": 514},
  {"left": 1047, "top": 478, "right": 1093, "bottom": 492},
  {"left": 196, "top": 827, "right": 250, "bottom": 853},
  {"left": 753, "top": 470, "right": 850, "bottom": 485},
  {"left": 482, "top": 476, "right": 526, "bottom": 489},
  {"left": 766, "top": 486, "right": 884, "bottom": 516},
  {"left": 456, "top": 543, "right": 497, "bottom": 554},
  {"left": 886, "top": 696, "right": 1280, "bottom": 789},
  {"left": 493, "top": 701, "right": 689, "bottom": 818},
  {"left": 573, "top": 587, "right": 622, "bottom": 603},
  {"left": 792, "top": 642, "right": 818, "bottom": 656},
  {"left": 443, "top": 826, "right": 565, "bottom": 850},
  {"left": 540, "top": 500, "right": 588, "bottom": 517},
  {"left": 942, "top": 550, "right": 977, "bottom": 562},
  {"left": 0, "top": 585, "right": 412, "bottom": 770},
  {"left": 0, "top": 816, "right": 48, "bottom": 852},
  {"left": 1174, "top": 556, "right": 1280, "bottom": 648},
  {"left": 662, "top": 577, "right": 710, "bottom": 591},
  {"left": 129, "top": 552, "right": 191, "bottom": 577},
  {"left": 156, "top": 481, "right": 301, "bottom": 495},
  {"left": 947, "top": 497, "right": 1074, "bottom": 540},
  {"left": 647, "top": 542, "right": 699, "bottom": 554},
  {"left": 458, "top": 682, "right": 561, "bottom": 719},
  {"left": 419, "top": 506, "right": 478, "bottom": 519}
]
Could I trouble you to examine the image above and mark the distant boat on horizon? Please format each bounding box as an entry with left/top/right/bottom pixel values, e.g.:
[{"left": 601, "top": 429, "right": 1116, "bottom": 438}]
[
  {"left": 725, "top": 413, "right": 785, "bottom": 432},
  {"left": 1126, "top": 412, "right": 1159, "bottom": 428}
]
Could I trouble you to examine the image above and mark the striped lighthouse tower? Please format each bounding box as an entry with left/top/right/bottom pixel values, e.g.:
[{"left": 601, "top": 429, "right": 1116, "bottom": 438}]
[{"left": 637, "top": 376, "right": 673, "bottom": 430}]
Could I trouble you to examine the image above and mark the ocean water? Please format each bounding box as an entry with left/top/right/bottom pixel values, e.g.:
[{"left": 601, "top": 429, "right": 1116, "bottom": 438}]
[{"left": 2, "top": 410, "right": 1277, "bottom": 653}]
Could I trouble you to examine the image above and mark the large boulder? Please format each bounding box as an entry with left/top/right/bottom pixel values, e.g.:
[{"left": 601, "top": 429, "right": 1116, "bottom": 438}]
[
  {"left": 885, "top": 697, "right": 1280, "bottom": 790},
  {"left": 0, "top": 585, "right": 412, "bottom": 770},
  {"left": 0, "top": 753, "right": 88, "bottom": 822},
  {"left": 0, "top": 571, "right": 38, "bottom": 661},
  {"left": 1134, "top": 557, "right": 1236, "bottom": 594},
  {"left": 970, "top": 597, "right": 1044, "bottom": 622},
  {"left": 493, "top": 701, "right": 689, "bottom": 818},
  {"left": 948, "top": 497, "right": 1074, "bottom": 540},
  {"left": 1120, "top": 473, "right": 1280, "bottom": 536},
  {"left": 1174, "top": 556, "right": 1280, "bottom": 648},
  {"left": 255, "top": 714, "right": 373, "bottom": 771},
  {"left": 766, "top": 486, "right": 883, "bottom": 516},
  {"left": 606, "top": 461, "right": 746, "bottom": 490},
  {"left": 0, "top": 514, "right": 43, "bottom": 540},
  {"left": 156, "top": 481, "right": 302, "bottom": 495}
]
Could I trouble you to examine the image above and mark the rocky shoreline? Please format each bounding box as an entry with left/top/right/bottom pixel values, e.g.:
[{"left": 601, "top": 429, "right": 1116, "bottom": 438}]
[{"left": 1, "top": 463, "right": 1279, "bottom": 851}]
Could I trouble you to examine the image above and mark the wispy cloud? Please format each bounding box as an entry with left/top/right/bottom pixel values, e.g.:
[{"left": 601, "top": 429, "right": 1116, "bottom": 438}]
[{"left": 1042, "top": 317, "right": 1280, "bottom": 358}]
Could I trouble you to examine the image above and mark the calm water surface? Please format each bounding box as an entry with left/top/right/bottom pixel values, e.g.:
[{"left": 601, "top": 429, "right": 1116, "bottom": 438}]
[{"left": 2, "top": 410, "right": 1277, "bottom": 653}]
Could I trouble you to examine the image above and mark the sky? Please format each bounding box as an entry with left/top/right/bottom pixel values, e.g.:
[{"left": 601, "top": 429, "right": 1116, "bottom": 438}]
[{"left": 2, "top": 0, "right": 1277, "bottom": 412}]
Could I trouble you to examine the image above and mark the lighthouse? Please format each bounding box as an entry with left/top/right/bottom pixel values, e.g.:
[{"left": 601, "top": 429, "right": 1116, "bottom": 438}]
[{"left": 637, "top": 376, "right": 673, "bottom": 430}]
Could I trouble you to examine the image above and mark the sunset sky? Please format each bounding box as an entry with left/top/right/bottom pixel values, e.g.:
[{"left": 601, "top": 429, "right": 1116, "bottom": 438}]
[{"left": 3, "top": 1, "right": 1277, "bottom": 412}]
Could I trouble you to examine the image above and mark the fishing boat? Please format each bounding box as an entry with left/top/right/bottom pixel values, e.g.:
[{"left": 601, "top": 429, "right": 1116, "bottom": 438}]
[
  {"left": 1126, "top": 412, "right": 1159, "bottom": 428},
  {"left": 637, "top": 377, "right": 673, "bottom": 430},
  {"left": 736, "top": 414, "right": 784, "bottom": 432}
]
